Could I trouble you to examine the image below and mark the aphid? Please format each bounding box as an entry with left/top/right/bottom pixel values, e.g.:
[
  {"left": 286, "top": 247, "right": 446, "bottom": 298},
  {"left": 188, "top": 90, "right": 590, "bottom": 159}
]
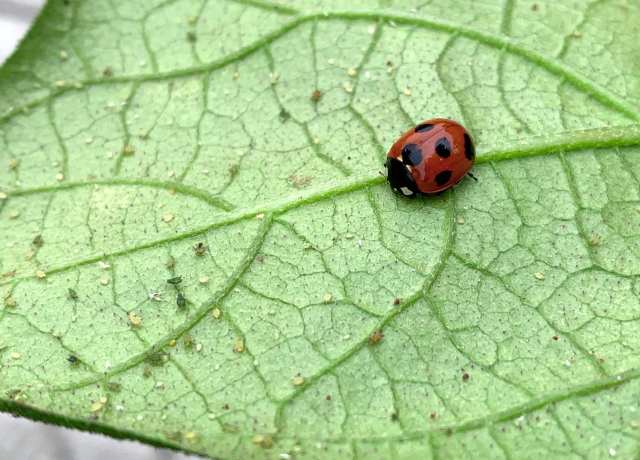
[
  {"left": 186, "top": 31, "right": 196, "bottom": 42},
  {"left": 103, "top": 66, "right": 114, "bottom": 77},
  {"left": 183, "top": 332, "right": 194, "bottom": 347},
  {"left": 107, "top": 382, "right": 122, "bottom": 392},
  {"left": 165, "top": 256, "right": 175, "bottom": 268},
  {"left": 167, "top": 276, "right": 182, "bottom": 285},
  {"left": 193, "top": 243, "right": 206, "bottom": 256},
  {"left": 391, "top": 413, "right": 398, "bottom": 421},
  {"left": 68, "top": 288, "right": 78, "bottom": 300},
  {"left": 3, "top": 296, "right": 16, "bottom": 307},
  {"left": 462, "top": 373, "right": 469, "bottom": 381},
  {"left": 67, "top": 355, "right": 78, "bottom": 363},
  {"left": 369, "top": 331, "right": 383, "bottom": 343},
  {"left": 143, "top": 366, "right": 151, "bottom": 378},
  {"left": 278, "top": 108, "right": 290, "bottom": 122},
  {"left": 252, "top": 434, "right": 273, "bottom": 448},
  {"left": 311, "top": 90, "right": 322, "bottom": 102},
  {"left": 164, "top": 431, "right": 182, "bottom": 441},
  {"left": 32, "top": 235, "right": 43, "bottom": 247},
  {"left": 177, "top": 293, "right": 187, "bottom": 308},
  {"left": 146, "top": 350, "right": 165, "bottom": 365}
]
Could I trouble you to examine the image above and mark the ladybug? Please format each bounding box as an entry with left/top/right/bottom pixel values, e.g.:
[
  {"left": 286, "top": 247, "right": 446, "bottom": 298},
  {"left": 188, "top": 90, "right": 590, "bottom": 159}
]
[{"left": 385, "top": 119, "right": 476, "bottom": 196}]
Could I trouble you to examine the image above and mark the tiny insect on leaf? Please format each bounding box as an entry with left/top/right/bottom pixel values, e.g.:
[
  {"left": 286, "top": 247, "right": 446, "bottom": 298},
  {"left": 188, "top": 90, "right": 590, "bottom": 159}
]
[{"left": 177, "top": 293, "right": 187, "bottom": 308}]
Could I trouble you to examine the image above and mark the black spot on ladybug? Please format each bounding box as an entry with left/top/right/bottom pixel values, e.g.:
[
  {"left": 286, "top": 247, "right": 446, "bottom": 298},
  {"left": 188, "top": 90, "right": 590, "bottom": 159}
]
[
  {"left": 435, "top": 137, "right": 451, "bottom": 158},
  {"left": 464, "top": 133, "right": 475, "bottom": 161},
  {"left": 435, "top": 170, "right": 452, "bottom": 186},
  {"left": 385, "top": 158, "right": 419, "bottom": 197},
  {"left": 415, "top": 123, "right": 434, "bottom": 133},
  {"left": 401, "top": 144, "right": 422, "bottom": 166}
]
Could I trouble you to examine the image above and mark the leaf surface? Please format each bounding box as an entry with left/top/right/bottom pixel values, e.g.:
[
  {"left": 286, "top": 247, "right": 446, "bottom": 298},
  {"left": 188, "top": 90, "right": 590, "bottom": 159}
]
[{"left": 2, "top": 0, "right": 640, "bottom": 458}]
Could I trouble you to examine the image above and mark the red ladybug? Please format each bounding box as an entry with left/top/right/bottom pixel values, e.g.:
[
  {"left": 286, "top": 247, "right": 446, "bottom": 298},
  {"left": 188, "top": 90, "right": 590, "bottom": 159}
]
[{"left": 385, "top": 119, "right": 475, "bottom": 196}]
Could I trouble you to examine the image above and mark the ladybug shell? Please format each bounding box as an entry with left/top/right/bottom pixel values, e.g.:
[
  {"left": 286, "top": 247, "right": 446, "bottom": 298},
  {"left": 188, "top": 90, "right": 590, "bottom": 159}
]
[{"left": 385, "top": 119, "right": 475, "bottom": 196}]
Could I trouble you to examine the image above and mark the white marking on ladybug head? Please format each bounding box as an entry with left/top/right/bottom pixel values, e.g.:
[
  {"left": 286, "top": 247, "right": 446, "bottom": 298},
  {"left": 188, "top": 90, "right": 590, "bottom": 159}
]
[{"left": 400, "top": 187, "right": 413, "bottom": 196}]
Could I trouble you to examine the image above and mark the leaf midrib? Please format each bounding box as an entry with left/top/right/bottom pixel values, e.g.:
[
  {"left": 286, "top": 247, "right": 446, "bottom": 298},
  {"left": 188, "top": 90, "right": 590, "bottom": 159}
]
[{"left": 2, "top": 123, "right": 640, "bottom": 289}]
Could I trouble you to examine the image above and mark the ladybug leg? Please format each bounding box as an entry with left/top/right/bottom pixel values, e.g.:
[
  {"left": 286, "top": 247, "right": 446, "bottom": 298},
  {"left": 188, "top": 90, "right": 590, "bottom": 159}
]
[{"left": 467, "top": 172, "right": 478, "bottom": 182}]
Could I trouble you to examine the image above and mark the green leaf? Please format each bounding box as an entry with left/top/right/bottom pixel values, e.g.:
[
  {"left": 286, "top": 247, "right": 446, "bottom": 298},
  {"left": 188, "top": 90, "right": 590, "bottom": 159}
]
[{"left": 2, "top": 0, "right": 640, "bottom": 458}]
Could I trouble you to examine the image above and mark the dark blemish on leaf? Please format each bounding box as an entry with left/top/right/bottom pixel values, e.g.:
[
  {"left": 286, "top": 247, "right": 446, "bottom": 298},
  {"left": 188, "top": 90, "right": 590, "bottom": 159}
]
[
  {"left": 326, "top": 395, "right": 331, "bottom": 401},
  {"left": 67, "top": 355, "right": 78, "bottom": 363},
  {"left": 415, "top": 123, "right": 434, "bottom": 133},
  {"left": 435, "top": 170, "right": 452, "bottom": 187},
  {"left": 462, "top": 373, "right": 469, "bottom": 381},
  {"left": 552, "top": 336, "right": 558, "bottom": 341},
  {"left": 167, "top": 276, "right": 182, "bottom": 285},
  {"left": 103, "top": 67, "right": 114, "bottom": 77},
  {"left": 464, "top": 133, "right": 475, "bottom": 161},
  {"left": 391, "top": 413, "right": 398, "bottom": 421},
  {"left": 430, "top": 413, "right": 436, "bottom": 420},
  {"left": 435, "top": 137, "right": 451, "bottom": 158},
  {"left": 401, "top": 144, "right": 423, "bottom": 166}
]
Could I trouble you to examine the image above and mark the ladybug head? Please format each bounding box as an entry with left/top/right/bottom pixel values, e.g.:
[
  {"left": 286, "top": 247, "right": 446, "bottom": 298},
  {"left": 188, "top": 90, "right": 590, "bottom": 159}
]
[{"left": 384, "top": 158, "right": 420, "bottom": 198}]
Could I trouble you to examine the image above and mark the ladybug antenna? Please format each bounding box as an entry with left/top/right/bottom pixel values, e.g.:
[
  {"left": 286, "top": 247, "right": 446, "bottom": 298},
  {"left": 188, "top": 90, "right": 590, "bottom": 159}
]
[{"left": 467, "top": 172, "right": 478, "bottom": 182}]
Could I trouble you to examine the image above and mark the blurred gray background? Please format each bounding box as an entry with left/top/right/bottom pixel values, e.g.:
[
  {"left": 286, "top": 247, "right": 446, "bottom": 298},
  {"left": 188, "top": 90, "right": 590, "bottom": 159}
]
[{"left": 0, "top": 1, "right": 197, "bottom": 458}]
